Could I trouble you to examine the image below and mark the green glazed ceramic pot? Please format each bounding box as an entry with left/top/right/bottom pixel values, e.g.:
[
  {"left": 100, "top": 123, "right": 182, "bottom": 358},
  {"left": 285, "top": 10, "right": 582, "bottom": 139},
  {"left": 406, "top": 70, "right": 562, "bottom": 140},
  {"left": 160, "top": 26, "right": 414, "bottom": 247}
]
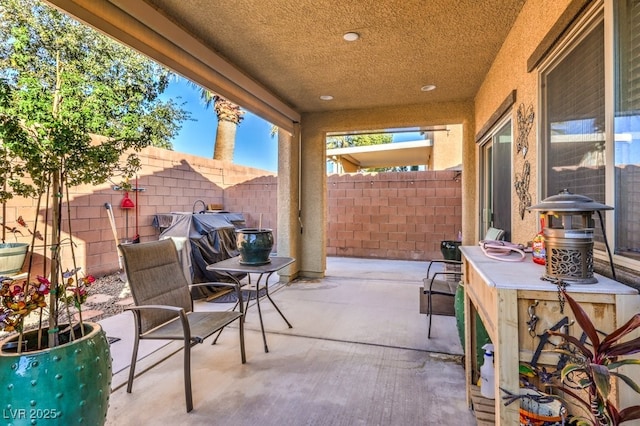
[
  {"left": 440, "top": 240, "right": 462, "bottom": 261},
  {"left": 236, "top": 228, "right": 274, "bottom": 265},
  {"left": 0, "top": 322, "right": 112, "bottom": 425}
]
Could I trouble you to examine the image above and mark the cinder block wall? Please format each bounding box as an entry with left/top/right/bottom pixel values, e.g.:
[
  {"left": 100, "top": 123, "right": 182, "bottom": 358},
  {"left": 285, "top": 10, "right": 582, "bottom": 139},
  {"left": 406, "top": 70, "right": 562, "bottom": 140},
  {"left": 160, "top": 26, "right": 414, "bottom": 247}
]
[
  {"left": 4, "top": 147, "right": 461, "bottom": 277},
  {"left": 3, "top": 147, "right": 277, "bottom": 277},
  {"left": 326, "top": 170, "right": 462, "bottom": 260}
]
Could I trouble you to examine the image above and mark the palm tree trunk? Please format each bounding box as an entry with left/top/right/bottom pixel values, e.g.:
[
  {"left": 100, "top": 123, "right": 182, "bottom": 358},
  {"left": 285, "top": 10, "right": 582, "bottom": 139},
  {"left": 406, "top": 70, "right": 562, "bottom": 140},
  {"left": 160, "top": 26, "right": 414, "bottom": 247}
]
[
  {"left": 210, "top": 95, "right": 244, "bottom": 162},
  {"left": 213, "top": 120, "right": 237, "bottom": 162}
]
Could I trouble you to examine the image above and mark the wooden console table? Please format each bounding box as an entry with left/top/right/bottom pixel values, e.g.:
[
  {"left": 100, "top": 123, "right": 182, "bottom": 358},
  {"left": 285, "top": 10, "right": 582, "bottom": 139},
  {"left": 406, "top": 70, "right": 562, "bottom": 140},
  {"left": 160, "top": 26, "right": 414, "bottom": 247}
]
[{"left": 460, "top": 246, "right": 640, "bottom": 425}]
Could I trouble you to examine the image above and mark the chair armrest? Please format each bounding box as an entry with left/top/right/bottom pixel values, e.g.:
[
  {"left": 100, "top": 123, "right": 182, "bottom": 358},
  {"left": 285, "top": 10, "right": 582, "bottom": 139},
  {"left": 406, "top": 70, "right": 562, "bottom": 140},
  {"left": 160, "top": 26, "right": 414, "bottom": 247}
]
[
  {"left": 126, "top": 305, "right": 184, "bottom": 313},
  {"left": 189, "top": 282, "right": 239, "bottom": 290},
  {"left": 428, "top": 271, "right": 462, "bottom": 281},
  {"left": 126, "top": 305, "right": 194, "bottom": 342},
  {"left": 427, "top": 259, "right": 463, "bottom": 264},
  {"left": 426, "top": 259, "right": 462, "bottom": 278},
  {"left": 189, "top": 282, "right": 244, "bottom": 314},
  {"left": 424, "top": 272, "right": 462, "bottom": 293},
  {"left": 426, "top": 271, "right": 462, "bottom": 279}
]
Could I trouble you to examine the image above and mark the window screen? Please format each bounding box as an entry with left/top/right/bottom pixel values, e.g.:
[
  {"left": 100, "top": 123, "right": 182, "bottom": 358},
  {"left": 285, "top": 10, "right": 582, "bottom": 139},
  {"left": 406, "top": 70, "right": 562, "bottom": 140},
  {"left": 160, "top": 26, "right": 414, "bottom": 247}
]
[
  {"left": 614, "top": 0, "right": 640, "bottom": 258},
  {"left": 542, "top": 22, "right": 605, "bottom": 204}
]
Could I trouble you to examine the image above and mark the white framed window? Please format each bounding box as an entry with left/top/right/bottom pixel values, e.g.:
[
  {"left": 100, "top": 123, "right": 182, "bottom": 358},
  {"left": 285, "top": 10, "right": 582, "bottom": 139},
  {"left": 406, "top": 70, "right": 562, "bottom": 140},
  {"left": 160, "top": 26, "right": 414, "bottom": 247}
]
[
  {"left": 613, "top": 0, "right": 640, "bottom": 261},
  {"left": 540, "top": 0, "right": 640, "bottom": 264}
]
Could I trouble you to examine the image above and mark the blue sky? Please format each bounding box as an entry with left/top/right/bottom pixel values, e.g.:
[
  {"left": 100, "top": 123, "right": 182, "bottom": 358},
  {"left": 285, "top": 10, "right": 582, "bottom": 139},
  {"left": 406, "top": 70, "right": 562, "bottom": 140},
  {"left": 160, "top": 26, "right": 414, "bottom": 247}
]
[
  {"left": 162, "top": 77, "right": 279, "bottom": 172},
  {"left": 162, "top": 77, "right": 425, "bottom": 173}
]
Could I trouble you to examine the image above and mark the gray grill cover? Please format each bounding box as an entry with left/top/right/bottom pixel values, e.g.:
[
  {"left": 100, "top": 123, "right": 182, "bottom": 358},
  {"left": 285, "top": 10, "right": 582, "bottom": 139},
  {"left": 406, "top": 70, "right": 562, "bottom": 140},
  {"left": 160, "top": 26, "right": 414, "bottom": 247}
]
[{"left": 156, "top": 212, "right": 246, "bottom": 299}]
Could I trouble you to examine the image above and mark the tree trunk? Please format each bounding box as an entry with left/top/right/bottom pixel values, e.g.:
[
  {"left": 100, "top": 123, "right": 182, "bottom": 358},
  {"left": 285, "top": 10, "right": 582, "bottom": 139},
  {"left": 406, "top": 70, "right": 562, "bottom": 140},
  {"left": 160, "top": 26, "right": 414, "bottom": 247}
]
[
  {"left": 213, "top": 120, "right": 238, "bottom": 162},
  {"left": 48, "top": 172, "right": 61, "bottom": 348},
  {"left": 211, "top": 96, "right": 243, "bottom": 162}
]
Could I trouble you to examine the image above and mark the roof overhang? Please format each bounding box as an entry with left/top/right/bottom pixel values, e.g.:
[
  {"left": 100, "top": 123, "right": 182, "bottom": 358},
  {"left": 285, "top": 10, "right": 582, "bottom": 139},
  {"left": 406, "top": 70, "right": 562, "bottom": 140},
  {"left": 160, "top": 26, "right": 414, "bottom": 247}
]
[
  {"left": 44, "top": 0, "right": 526, "bottom": 132},
  {"left": 327, "top": 140, "right": 432, "bottom": 170}
]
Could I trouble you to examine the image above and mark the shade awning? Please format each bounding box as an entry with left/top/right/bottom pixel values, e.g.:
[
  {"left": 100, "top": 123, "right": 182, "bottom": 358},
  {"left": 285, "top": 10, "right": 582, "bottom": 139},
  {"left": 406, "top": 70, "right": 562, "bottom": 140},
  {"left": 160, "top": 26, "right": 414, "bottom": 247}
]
[{"left": 327, "top": 140, "right": 432, "bottom": 171}]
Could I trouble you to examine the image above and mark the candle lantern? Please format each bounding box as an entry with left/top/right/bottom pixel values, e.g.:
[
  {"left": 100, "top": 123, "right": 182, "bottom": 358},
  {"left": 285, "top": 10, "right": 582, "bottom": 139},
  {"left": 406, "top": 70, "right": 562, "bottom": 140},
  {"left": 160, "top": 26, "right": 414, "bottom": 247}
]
[{"left": 528, "top": 189, "right": 613, "bottom": 284}]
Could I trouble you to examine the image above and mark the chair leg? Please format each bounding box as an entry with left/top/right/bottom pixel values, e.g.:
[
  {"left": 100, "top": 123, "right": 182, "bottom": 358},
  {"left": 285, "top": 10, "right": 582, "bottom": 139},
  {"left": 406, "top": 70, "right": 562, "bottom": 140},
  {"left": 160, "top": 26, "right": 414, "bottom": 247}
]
[
  {"left": 127, "top": 314, "right": 142, "bottom": 393},
  {"left": 212, "top": 328, "right": 223, "bottom": 345},
  {"left": 239, "top": 315, "right": 246, "bottom": 364},
  {"left": 212, "top": 299, "right": 239, "bottom": 345},
  {"left": 255, "top": 289, "right": 269, "bottom": 353},
  {"left": 184, "top": 339, "right": 193, "bottom": 412},
  {"left": 427, "top": 290, "right": 433, "bottom": 339}
]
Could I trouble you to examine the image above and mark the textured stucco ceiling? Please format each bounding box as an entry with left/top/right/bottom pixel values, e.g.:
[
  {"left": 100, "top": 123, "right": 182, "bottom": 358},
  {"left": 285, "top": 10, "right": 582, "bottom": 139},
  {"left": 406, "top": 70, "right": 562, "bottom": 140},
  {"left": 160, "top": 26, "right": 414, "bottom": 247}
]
[{"left": 145, "top": 0, "right": 526, "bottom": 114}]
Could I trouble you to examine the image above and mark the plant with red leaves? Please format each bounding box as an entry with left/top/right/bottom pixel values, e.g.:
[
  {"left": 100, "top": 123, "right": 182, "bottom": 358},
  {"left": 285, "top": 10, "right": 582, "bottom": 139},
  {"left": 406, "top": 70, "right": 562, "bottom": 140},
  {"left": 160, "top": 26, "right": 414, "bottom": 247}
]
[{"left": 548, "top": 290, "right": 640, "bottom": 425}]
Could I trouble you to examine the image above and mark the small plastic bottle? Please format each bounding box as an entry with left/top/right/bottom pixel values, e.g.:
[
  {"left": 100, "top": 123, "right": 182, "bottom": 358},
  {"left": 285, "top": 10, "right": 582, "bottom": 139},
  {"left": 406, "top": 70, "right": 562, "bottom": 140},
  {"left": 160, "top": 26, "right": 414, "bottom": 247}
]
[
  {"left": 480, "top": 343, "right": 495, "bottom": 399},
  {"left": 532, "top": 216, "right": 546, "bottom": 265}
]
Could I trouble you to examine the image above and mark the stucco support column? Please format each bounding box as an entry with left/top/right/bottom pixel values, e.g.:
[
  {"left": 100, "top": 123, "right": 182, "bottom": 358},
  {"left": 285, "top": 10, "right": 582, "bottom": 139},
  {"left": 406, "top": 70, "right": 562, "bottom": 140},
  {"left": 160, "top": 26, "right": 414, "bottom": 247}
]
[
  {"left": 298, "top": 116, "right": 326, "bottom": 278},
  {"left": 461, "top": 118, "right": 477, "bottom": 245},
  {"left": 277, "top": 123, "right": 301, "bottom": 282}
]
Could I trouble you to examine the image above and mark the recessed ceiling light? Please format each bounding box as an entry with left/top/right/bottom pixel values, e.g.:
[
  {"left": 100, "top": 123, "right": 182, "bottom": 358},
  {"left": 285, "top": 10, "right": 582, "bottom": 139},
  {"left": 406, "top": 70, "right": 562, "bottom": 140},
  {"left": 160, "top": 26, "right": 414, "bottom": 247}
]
[
  {"left": 320, "top": 95, "right": 334, "bottom": 101},
  {"left": 343, "top": 32, "right": 359, "bottom": 42},
  {"left": 421, "top": 85, "right": 436, "bottom": 92}
]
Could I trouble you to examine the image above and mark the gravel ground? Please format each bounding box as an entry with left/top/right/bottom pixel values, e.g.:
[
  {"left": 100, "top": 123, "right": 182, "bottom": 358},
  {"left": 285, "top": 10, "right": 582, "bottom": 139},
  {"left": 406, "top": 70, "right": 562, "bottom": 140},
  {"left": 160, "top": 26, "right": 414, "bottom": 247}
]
[
  {"left": 81, "top": 271, "right": 133, "bottom": 322},
  {"left": 0, "top": 272, "right": 132, "bottom": 339}
]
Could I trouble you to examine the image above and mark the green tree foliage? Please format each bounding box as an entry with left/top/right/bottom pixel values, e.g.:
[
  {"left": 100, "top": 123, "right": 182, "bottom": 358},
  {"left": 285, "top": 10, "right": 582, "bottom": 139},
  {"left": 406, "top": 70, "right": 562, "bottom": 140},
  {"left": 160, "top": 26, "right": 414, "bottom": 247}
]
[
  {"left": 370, "top": 165, "right": 420, "bottom": 172},
  {"left": 0, "top": 0, "right": 189, "bottom": 152},
  {"left": 326, "top": 133, "right": 392, "bottom": 149},
  {"left": 0, "top": 0, "right": 190, "bottom": 344}
]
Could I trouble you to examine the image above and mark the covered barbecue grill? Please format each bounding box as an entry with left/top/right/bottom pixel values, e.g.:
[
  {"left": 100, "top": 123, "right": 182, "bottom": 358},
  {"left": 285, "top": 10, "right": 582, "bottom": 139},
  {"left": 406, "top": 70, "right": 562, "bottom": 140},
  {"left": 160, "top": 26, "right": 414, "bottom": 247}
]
[{"left": 153, "top": 212, "right": 246, "bottom": 299}]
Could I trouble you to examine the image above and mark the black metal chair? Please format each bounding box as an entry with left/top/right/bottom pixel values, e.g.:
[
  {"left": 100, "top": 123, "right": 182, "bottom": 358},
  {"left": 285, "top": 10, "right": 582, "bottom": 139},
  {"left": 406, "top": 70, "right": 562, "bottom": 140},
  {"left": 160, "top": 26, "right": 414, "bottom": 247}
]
[
  {"left": 424, "top": 228, "right": 504, "bottom": 338},
  {"left": 423, "top": 259, "right": 463, "bottom": 338},
  {"left": 119, "top": 239, "right": 246, "bottom": 412}
]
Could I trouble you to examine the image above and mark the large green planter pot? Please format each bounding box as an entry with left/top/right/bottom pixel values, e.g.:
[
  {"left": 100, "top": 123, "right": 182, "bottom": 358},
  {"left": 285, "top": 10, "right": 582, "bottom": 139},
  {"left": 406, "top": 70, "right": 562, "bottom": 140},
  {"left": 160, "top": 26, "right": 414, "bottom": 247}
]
[
  {"left": 454, "top": 283, "right": 491, "bottom": 368},
  {"left": 0, "top": 322, "right": 112, "bottom": 425},
  {"left": 236, "top": 228, "right": 274, "bottom": 265}
]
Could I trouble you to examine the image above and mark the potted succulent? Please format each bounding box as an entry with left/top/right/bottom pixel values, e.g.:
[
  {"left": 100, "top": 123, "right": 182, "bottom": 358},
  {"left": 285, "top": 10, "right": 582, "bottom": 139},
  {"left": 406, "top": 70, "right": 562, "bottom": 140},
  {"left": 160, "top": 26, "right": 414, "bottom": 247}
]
[{"left": 0, "top": 0, "right": 188, "bottom": 423}]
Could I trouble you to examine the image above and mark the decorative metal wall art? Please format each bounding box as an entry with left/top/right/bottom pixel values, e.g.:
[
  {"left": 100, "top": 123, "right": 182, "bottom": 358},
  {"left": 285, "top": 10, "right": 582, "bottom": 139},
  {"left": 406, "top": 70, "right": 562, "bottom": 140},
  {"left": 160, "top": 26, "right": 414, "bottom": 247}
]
[
  {"left": 514, "top": 103, "right": 534, "bottom": 220},
  {"left": 515, "top": 160, "right": 531, "bottom": 220},
  {"left": 516, "top": 103, "right": 534, "bottom": 158}
]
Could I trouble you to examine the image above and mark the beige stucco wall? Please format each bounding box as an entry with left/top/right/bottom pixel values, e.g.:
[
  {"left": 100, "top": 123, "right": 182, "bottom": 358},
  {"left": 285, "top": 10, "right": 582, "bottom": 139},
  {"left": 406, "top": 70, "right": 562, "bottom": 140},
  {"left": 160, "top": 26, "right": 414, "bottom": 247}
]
[
  {"left": 276, "top": 125, "right": 301, "bottom": 281},
  {"left": 432, "top": 124, "right": 463, "bottom": 171},
  {"left": 474, "top": 0, "right": 574, "bottom": 245},
  {"left": 300, "top": 100, "right": 475, "bottom": 276}
]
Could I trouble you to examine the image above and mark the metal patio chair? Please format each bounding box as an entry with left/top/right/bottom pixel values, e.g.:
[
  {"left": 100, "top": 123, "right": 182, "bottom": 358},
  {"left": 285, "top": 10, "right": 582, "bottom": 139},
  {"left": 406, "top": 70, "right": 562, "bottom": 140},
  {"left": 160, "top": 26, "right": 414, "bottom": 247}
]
[
  {"left": 424, "top": 227, "right": 504, "bottom": 338},
  {"left": 119, "top": 239, "right": 246, "bottom": 412}
]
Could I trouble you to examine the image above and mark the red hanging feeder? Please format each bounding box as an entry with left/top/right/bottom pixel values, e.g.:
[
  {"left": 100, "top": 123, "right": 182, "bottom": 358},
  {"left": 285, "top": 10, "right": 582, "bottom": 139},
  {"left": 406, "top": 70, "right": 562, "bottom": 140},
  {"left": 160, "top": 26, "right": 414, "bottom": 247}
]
[
  {"left": 120, "top": 192, "right": 135, "bottom": 242},
  {"left": 120, "top": 192, "right": 135, "bottom": 209}
]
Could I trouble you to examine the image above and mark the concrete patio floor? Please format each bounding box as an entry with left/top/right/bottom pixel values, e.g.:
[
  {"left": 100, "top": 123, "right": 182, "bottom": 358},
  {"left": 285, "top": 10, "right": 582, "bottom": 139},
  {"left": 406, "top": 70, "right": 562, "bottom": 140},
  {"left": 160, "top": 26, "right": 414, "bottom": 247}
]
[{"left": 100, "top": 256, "right": 475, "bottom": 425}]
